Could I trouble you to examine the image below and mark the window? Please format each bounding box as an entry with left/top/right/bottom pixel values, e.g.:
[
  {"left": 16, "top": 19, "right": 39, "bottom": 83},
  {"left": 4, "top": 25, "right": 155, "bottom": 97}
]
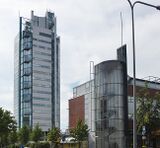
[
  {"left": 39, "top": 32, "right": 51, "bottom": 38},
  {"left": 33, "top": 97, "right": 50, "bottom": 101}
]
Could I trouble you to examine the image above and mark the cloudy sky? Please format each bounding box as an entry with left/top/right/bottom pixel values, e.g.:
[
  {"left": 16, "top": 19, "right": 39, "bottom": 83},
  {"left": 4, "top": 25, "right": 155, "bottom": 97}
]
[{"left": 0, "top": 0, "right": 160, "bottom": 131}]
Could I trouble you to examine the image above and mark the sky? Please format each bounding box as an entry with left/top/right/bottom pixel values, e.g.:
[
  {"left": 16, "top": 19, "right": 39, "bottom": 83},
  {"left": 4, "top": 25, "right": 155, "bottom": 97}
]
[{"left": 0, "top": 0, "right": 160, "bottom": 131}]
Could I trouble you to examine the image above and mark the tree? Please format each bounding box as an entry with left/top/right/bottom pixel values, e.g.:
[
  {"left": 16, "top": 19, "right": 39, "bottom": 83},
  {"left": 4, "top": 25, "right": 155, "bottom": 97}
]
[
  {"left": 30, "top": 123, "right": 43, "bottom": 142},
  {"left": 18, "top": 125, "right": 30, "bottom": 145},
  {"left": 137, "top": 84, "right": 160, "bottom": 145},
  {"left": 0, "top": 107, "right": 17, "bottom": 147},
  {"left": 8, "top": 130, "right": 18, "bottom": 145},
  {"left": 70, "top": 120, "right": 89, "bottom": 148},
  {"left": 47, "top": 127, "right": 61, "bottom": 148}
]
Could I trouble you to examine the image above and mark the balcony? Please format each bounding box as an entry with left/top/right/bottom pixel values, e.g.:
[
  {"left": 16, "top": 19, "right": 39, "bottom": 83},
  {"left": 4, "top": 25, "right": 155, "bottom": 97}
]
[
  {"left": 23, "top": 94, "right": 31, "bottom": 102},
  {"left": 23, "top": 68, "right": 31, "bottom": 76},
  {"left": 23, "top": 55, "right": 32, "bottom": 63},
  {"left": 23, "top": 81, "right": 31, "bottom": 89},
  {"left": 23, "top": 30, "right": 31, "bottom": 38},
  {"left": 23, "top": 116, "right": 30, "bottom": 126},
  {"left": 23, "top": 42, "right": 32, "bottom": 50},
  {"left": 23, "top": 111, "right": 31, "bottom": 116}
]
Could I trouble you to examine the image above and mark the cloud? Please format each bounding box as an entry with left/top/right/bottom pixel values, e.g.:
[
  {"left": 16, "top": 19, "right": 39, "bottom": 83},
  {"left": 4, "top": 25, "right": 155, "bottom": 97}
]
[{"left": 0, "top": 0, "right": 160, "bottom": 130}]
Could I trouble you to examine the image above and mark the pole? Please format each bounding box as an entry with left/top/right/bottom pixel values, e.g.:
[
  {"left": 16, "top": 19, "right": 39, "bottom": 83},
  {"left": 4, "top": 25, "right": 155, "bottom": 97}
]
[
  {"left": 120, "top": 12, "right": 124, "bottom": 46},
  {"left": 131, "top": 6, "right": 137, "bottom": 148},
  {"left": 127, "top": 1, "right": 137, "bottom": 147},
  {"left": 127, "top": 1, "right": 160, "bottom": 148}
]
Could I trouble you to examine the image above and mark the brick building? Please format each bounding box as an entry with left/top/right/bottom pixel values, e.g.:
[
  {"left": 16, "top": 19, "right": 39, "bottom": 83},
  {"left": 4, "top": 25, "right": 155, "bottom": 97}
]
[{"left": 69, "top": 96, "right": 85, "bottom": 129}]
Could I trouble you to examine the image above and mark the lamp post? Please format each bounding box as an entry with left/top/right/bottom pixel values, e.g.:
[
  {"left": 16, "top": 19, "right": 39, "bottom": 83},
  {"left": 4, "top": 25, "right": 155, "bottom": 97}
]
[{"left": 126, "top": 1, "right": 160, "bottom": 148}]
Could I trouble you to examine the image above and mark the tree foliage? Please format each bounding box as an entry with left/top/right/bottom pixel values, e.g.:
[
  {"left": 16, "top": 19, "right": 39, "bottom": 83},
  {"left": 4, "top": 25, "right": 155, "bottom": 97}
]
[
  {"left": 137, "top": 84, "right": 160, "bottom": 137},
  {"left": 0, "top": 107, "right": 17, "bottom": 146},
  {"left": 8, "top": 130, "right": 18, "bottom": 145},
  {"left": 47, "top": 127, "right": 61, "bottom": 143},
  {"left": 30, "top": 124, "right": 43, "bottom": 142},
  {"left": 70, "top": 120, "right": 89, "bottom": 142},
  {"left": 18, "top": 125, "right": 30, "bottom": 144}
]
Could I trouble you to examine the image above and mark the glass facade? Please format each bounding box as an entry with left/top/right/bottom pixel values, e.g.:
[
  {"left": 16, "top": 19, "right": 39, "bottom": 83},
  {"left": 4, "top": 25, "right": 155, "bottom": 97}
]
[
  {"left": 95, "top": 60, "right": 127, "bottom": 148},
  {"left": 21, "top": 21, "right": 32, "bottom": 127},
  {"left": 14, "top": 11, "right": 60, "bottom": 131}
]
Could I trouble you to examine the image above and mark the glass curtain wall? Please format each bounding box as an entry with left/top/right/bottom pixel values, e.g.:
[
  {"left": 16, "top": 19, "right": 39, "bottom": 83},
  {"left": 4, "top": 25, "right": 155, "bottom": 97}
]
[
  {"left": 20, "top": 20, "right": 33, "bottom": 127},
  {"left": 95, "top": 60, "right": 127, "bottom": 148}
]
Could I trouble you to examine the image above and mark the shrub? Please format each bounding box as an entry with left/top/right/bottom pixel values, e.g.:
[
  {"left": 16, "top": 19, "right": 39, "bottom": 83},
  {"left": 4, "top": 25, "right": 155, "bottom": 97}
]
[
  {"left": 28, "top": 142, "right": 50, "bottom": 148},
  {"left": 7, "top": 144, "right": 20, "bottom": 148}
]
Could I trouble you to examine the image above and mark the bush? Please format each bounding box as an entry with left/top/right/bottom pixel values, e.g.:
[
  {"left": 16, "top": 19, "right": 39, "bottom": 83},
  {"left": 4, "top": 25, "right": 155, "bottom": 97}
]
[
  {"left": 28, "top": 142, "right": 50, "bottom": 148},
  {"left": 7, "top": 144, "right": 20, "bottom": 148},
  {"left": 39, "top": 142, "right": 50, "bottom": 148}
]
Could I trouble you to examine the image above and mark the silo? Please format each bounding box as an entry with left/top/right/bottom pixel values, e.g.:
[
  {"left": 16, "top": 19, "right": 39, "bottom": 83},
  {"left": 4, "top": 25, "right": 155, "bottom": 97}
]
[{"left": 95, "top": 60, "right": 128, "bottom": 148}]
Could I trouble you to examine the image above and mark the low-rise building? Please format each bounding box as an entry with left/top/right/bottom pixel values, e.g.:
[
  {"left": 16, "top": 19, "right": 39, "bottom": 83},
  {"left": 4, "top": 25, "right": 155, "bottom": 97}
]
[{"left": 69, "top": 45, "right": 160, "bottom": 147}]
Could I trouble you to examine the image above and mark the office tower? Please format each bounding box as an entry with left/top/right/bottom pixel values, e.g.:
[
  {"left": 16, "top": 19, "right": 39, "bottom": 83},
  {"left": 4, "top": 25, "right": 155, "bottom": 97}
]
[{"left": 14, "top": 11, "right": 60, "bottom": 131}]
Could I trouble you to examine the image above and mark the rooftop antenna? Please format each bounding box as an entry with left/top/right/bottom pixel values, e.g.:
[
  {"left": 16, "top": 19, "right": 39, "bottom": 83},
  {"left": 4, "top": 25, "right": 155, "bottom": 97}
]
[
  {"left": 89, "top": 61, "right": 94, "bottom": 131},
  {"left": 120, "top": 12, "right": 124, "bottom": 46},
  {"left": 90, "top": 61, "right": 94, "bottom": 81},
  {"left": 18, "top": 11, "right": 20, "bottom": 18}
]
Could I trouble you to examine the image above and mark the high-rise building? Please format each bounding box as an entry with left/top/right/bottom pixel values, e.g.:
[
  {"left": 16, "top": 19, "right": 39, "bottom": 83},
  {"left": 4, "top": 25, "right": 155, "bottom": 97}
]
[{"left": 14, "top": 11, "right": 60, "bottom": 131}]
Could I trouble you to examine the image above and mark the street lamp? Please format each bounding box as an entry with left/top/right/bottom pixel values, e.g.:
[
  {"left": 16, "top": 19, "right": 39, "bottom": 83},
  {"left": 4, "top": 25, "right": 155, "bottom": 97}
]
[{"left": 126, "top": 1, "right": 160, "bottom": 148}]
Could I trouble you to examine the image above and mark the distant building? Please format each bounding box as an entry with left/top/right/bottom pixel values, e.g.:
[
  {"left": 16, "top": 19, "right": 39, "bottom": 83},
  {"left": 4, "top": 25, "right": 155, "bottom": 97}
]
[{"left": 14, "top": 11, "right": 60, "bottom": 131}]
